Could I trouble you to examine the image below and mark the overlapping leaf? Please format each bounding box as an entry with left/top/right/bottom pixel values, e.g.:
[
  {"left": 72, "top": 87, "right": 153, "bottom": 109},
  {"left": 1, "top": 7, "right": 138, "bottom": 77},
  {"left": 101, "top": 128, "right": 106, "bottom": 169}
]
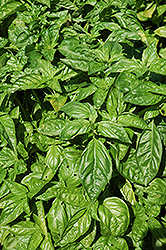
[{"left": 79, "top": 138, "right": 112, "bottom": 202}]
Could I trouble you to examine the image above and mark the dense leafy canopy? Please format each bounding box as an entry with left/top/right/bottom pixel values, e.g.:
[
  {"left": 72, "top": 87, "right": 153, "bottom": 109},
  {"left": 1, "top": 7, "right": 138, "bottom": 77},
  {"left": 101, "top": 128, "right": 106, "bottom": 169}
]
[{"left": 0, "top": 0, "right": 166, "bottom": 249}]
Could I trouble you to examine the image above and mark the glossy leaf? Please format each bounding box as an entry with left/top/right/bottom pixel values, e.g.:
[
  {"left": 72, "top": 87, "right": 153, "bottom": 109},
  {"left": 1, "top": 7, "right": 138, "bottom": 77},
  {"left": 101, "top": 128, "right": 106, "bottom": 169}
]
[
  {"left": 57, "top": 187, "right": 88, "bottom": 208},
  {"left": 27, "top": 230, "right": 43, "bottom": 250},
  {"left": 59, "top": 119, "right": 90, "bottom": 140},
  {"left": 4, "top": 180, "right": 28, "bottom": 195},
  {"left": 93, "top": 88, "right": 108, "bottom": 109},
  {"left": 0, "top": 1, "right": 22, "bottom": 21},
  {"left": 115, "top": 71, "right": 138, "bottom": 93},
  {"left": 142, "top": 41, "right": 158, "bottom": 67},
  {"left": 118, "top": 113, "right": 149, "bottom": 129},
  {"left": 148, "top": 217, "right": 166, "bottom": 245},
  {"left": 136, "top": 122, "right": 162, "bottom": 186},
  {"left": 146, "top": 178, "right": 166, "bottom": 205},
  {"left": 38, "top": 118, "right": 65, "bottom": 136},
  {"left": 93, "top": 235, "right": 129, "bottom": 249},
  {"left": 118, "top": 148, "right": 160, "bottom": 186},
  {"left": 21, "top": 173, "right": 48, "bottom": 199},
  {"left": 60, "top": 210, "right": 91, "bottom": 245},
  {"left": 119, "top": 179, "right": 136, "bottom": 205},
  {"left": 47, "top": 198, "right": 68, "bottom": 239},
  {"left": 36, "top": 182, "right": 62, "bottom": 201},
  {"left": 79, "top": 138, "right": 112, "bottom": 202},
  {"left": 13, "top": 74, "right": 47, "bottom": 91},
  {"left": 132, "top": 218, "right": 149, "bottom": 242},
  {"left": 0, "top": 147, "right": 17, "bottom": 168},
  {"left": 154, "top": 26, "right": 166, "bottom": 38},
  {"left": 99, "top": 197, "right": 130, "bottom": 237},
  {"left": 59, "top": 147, "right": 81, "bottom": 187},
  {"left": 33, "top": 201, "right": 48, "bottom": 237},
  {"left": 0, "top": 0, "right": 166, "bottom": 249},
  {"left": 80, "top": 220, "right": 96, "bottom": 248},
  {"left": 76, "top": 85, "right": 97, "bottom": 101},
  {"left": 61, "top": 101, "right": 91, "bottom": 119},
  {"left": 98, "top": 121, "right": 131, "bottom": 143},
  {"left": 41, "top": 25, "right": 59, "bottom": 61},
  {"left": 0, "top": 198, "right": 26, "bottom": 225},
  {"left": 149, "top": 58, "right": 166, "bottom": 75},
  {"left": 45, "top": 145, "right": 63, "bottom": 172},
  {"left": 0, "top": 113, "right": 17, "bottom": 154},
  {"left": 35, "top": 0, "right": 50, "bottom": 8},
  {"left": 8, "top": 221, "right": 36, "bottom": 236},
  {"left": 123, "top": 84, "right": 163, "bottom": 106},
  {"left": 40, "top": 233, "right": 54, "bottom": 250}
]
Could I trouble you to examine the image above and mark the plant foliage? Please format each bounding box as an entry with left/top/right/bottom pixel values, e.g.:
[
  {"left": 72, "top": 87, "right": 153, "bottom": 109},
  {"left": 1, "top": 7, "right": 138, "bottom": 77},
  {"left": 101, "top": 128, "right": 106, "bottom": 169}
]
[{"left": 0, "top": 0, "right": 166, "bottom": 249}]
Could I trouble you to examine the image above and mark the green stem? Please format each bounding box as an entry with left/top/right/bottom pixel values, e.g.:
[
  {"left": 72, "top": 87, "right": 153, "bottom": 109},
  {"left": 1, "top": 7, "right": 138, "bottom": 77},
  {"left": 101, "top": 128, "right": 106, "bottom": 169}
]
[
  {"left": 31, "top": 89, "right": 44, "bottom": 110},
  {"left": 15, "top": 96, "right": 30, "bottom": 121}
]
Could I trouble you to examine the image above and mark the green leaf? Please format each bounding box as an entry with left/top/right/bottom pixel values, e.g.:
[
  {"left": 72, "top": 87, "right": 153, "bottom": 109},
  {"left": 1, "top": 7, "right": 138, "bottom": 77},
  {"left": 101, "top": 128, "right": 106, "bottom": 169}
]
[
  {"left": 118, "top": 142, "right": 162, "bottom": 186},
  {"left": 0, "top": 198, "right": 26, "bottom": 225},
  {"left": 146, "top": 178, "right": 166, "bottom": 205},
  {"left": 159, "top": 48, "right": 166, "bottom": 59},
  {"left": 41, "top": 25, "right": 59, "bottom": 61},
  {"left": 27, "top": 230, "right": 43, "bottom": 250},
  {"left": 38, "top": 118, "right": 65, "bottom": 136},
  {"left": 106, "top": 58, "right": 146, "bottom": 77},
  {"left": 90, "top": 76, "right": 114, "bottom": 89},
  {"left": 154, "top": 26, "right": 166, "bottom": 38},
  {"left": 148, "top": 217, "right": 166, "bottom": 245},
  {"left": 115, "top": 71, "right": 138, "bottom": 93},
  {"left": 0, "top": 113, "right": 17, "bottom": 154},
  {"left": 80, "top": 220, "right": 96, "bottom": 248},
  {"left": 4, "top": 180, "right": 28, "bottom": 195},
  {"left": 45, "top": 145, "right": 63, "bottom": 172},
  {"left": 8, "top": 221, "right": 36, "bottom": 235},
  {"left": 98, "top": 121, "right": 131, "bottom": 143},
  {"left": 106, "top": 88, "right": 118, "bottom": 119},
  {"left": 35, "top": 0, "right": 50, "bottom": 8},
  {"left": 37, "top": 59, "right": 57, "bottom": 78},
  {"left": 58, "top": 147, "right": 81, "bottom": 187},
  {"left": 61, "top": 101, "right": 91, "bottom": 119},
  {"left": 76, "top": 85, "right": 97, "bottom": 101},
  {"left": 119, "top": 179, "right": 136, "bottom": 205},
  {"left": 36, "top": 182, "right": 61, "bottom": 201},
  {"left": 123, "top": 82, "right": 163, "bottom": 106},
  {"left": 136, "top": 122, "right": 162, "bottom": 186},
  {"left": 149, "top": 58, "right": 166, "bottom": 75},
  {"left": 13, "top": 74, "right": 47, "bottom": 91},
  {"left": 0, "top": 1, "right": 22, "bottom": 21},
  {"left": 33, "top": 201, "right": 48, "bottom": 236},
  {"left": 21, "top": 173, "right": 48, "bottom": 199},
  {"left": 60, "top": 210, "right": 91, "bottom": 246},
  {"left": 0, "top": 147, "right": 17, "bottom": 168},
  {"left": 79, "top": 138, "right": 112, "bottom": 202},
  {"left": 132, "top": 218, "right": 149, "bottom": 242},
  {"left": 145, "top": 204, "right": 161, "bottom": 218},
  {"left": 55, "top": 187, "right": 88, "bottom": 208},
  {"left": 118, "top": 113, "right": 149, "bottom": 129},
  {"left": 8, "top": 18, "right": 34, "bottom": 49},
  {"left": 142, "top": 41, "right": 158, "bottom": 67},
  {"left": 59, "top": 119, "right": 90, "bottom": 140},
  {"left": 99, "top": 197, "right": 130, "bottom": 237},
  {"left": 93, "top": 235, "right": 129, "bottom": 249},
  {"left": 93, "top": 88, "right": 108, "bottom": 109},
  {"left": 47, "top": 198, "right": 68, "bottom": 239},
  {"left": 40, "top": 233, "right": 54, "bottom": 250},
  {"left": 0, "top": 37, "right": 8, "bottom": 49}
]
